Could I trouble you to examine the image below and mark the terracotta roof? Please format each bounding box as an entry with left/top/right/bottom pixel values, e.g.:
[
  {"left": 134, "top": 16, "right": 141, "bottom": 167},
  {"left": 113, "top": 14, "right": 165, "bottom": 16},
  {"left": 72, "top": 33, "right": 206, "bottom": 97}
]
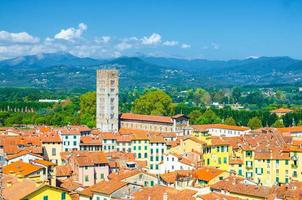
[
  {"left": 100, "top": 132, "right": 117, "bottom": 140},
  {"left": 132, "top": 185, "right": 197, "bottom": 200},
  {"left": 150, "top": 136, "right": 166, "bottom": 143},
  {"left": 56, "top": 165, "right": 73, "bottom": 177},
  {"left": 172, "top": 114, "right": 188, "bottom": 119},
  {"left": 277, "top": 126, "right": 302, "bottom": 134},
  {"left": 210, "top": 176, "right": 272, "bottom": 198},
  {"left": 229, "top": 159, "right": 243, "bottom": 165},
  {"left": 80, "top": 180, "right": 127, "bottom": 197},
  {"left": 193, "top": 167, "right": 225, "bottom": 182},
  {"left": 80, "top": 135, "right": 102, "bottom": 145},
  {"left": 120, "top": 113, "right": 173, "bottom": 124},
  {"left": 193, "top": 124, "right": 250, "bottom": 131},
  {"left": 60, "top": 178, "right": 82, "bottom": 192},
  {"left": 6, "top": 150, "right": 42, "bottom": 160},
  {"left": 3, "top": 178, "right": 37, "bottom": 200},
  {"left": 254, "top": 151, "right": 290, "bottom": 160},
  {"left": 57, "top": 127, "right": 81, "bottom": 135},
  {"left": 40, "top": 131, "right": 62, "bottom": 143},
  {"left": 3, "top": 160, "right": 43, "bottom": 177},
  {"left": 71, "top": 151, "right": 108, "bottom": 167},
  {"left": 116, "top": 135, "right": 133, "bottom": 142},
  {"left": 271, "top": 108, "right": 293, "bottom": 113},
  {"left": 32, "top": 159, "right": 56, "bottom": 167},
  {"left": 160, "top": 170, "right": 192, "bottom": 184},
  {"left": 199, "top": 192, "right": 240, "bottom": 200}
]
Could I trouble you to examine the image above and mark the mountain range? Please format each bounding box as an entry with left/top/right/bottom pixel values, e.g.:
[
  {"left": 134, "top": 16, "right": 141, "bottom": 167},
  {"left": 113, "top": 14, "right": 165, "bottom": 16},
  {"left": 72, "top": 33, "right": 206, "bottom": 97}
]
[{"left": 0, "top": 52, "right": 301, "bottom": 90}]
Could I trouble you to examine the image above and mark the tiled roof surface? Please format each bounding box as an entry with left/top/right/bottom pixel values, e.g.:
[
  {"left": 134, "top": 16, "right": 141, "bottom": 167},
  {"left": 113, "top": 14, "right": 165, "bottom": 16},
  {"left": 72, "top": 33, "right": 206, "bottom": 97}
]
[
  {"left": 193, "top": 167, "right": 225, "bottom": 182},
  {"left": 132, "top": 185, "right": 197, "bottom": 200},
  {"left": 120, "top": 113, "right": 173, "bottom": 124},
  {"left": 210, "top": 176, "right": 272, "bottom": 198},
  {"left": 3, "top": 160, "right": 43, "bottom": 177},
  {"left": 271, "top": 108, "right": 293, "bottom": 113}
]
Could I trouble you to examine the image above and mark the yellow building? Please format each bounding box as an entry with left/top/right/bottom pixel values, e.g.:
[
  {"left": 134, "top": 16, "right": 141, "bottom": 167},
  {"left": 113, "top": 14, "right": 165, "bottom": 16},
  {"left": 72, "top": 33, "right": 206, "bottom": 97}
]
[
  {"left": 253, "top": 151, "right": 290, "bottom": 186},
  {"left": 203, "top": 138, "right": 232, "bottom": 171},
  {"left": 21, "top": 185, "right": 72, "bottom": 200},
  {"left": 170, "top": 137, "right": 205, "bottom": 154},
  {"left": 41, "top": 132, "right": 63, "bottom": 165}
]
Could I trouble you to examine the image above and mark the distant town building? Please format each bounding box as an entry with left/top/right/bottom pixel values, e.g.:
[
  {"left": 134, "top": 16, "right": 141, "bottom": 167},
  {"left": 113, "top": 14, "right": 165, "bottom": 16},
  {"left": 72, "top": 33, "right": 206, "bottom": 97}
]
[
  {"left": 271, "top": 108, "right": 293, "bottom": 117},
  {"left": 193, "top": 124, "right": 250, "bottom": 137},
  {"left": 38, "top": 99, "right": 62, "bottom": 103},
  {"left": 120, "top": 113, "right": 191, "bottom": 136},
  {"left": 96, "top": 69, "right": 119, "bottom": 132}
]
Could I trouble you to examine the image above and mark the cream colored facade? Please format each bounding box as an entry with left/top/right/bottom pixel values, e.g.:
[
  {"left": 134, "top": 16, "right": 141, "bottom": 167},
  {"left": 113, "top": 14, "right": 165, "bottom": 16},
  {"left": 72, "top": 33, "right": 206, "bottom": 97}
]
[
  {"left": 120, "top": 121, "right": 174, "bottom": 132},
  {"left": 42, "top": 142, "right": 62, "bottom": 165}
]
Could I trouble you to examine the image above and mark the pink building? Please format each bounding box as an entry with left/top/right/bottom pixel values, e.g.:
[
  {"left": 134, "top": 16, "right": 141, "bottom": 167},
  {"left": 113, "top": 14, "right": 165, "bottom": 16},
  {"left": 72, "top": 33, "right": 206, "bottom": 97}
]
[{"left": 68, "top": 151, "right": 109, "bottom": 187}]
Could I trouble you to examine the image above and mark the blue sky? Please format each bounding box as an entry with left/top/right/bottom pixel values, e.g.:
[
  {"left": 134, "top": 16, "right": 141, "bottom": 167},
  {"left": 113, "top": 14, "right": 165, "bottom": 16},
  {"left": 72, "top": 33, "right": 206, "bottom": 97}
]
[{"left": 0, "top": 0, "right": 301, "bottom": 60}]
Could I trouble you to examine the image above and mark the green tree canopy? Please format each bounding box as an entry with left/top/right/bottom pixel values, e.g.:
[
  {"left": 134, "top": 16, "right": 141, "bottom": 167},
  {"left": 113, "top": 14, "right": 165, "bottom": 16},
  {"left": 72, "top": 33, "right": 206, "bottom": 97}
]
[
  {"left": 188, "top": 109, "right": 203, "bottom": 124},
  {"left": 132, "top": 89, "right": 175, "bottom": 116},
  {"left": 224, "top": 117, "right": 236, "bottom": 126},
  {"left": 248, "top": 117, "right": 262, "bottom": 130},
  {"left": 193, "top": 88, "right": 211, "bottom": 106},
  {"left": 271, "top": 119, "right": 285, "bottom": 128},
  {"left": 80, "top": 92, "right": 96, "bottom": 127},
  {"left": 195, "top": 109, "right": 221, "bottom": 124}
]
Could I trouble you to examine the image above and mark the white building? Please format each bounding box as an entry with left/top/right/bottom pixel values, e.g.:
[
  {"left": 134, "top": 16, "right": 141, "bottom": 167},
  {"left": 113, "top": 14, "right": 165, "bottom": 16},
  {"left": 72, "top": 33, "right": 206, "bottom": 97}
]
[
  {"left": 96, "top": 69, "right": 119, "bottom": 132},
  {"left": 6, "top": 151, "right": 42, "bottom": 164},
  {"left": 193, "top": 124, "right": 250, "bottom": 137},
  {"left": 159, "top": 153, "right": 195, "bottom": 174},
  {"left": 149, "top": 137, "right": 167, "bottom": 174},
  {"left": 58, "top": 128, "right": 81, "bottom": 151}
]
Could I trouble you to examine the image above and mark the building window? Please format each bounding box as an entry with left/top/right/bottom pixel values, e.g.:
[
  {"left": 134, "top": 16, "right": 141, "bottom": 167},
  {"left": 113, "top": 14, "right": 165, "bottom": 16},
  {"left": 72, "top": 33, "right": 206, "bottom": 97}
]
[
  {"left": 73, "top": 141, "right": 77, "bottom": 146},
  {"left": 138, "top": 153, "right": 141, "bottom": 158},
  {"left": 61, "top": 192, "right": 66, "bottom": 200},
  {"left": 43, "top": 196, "right": 48, "bottom": 200},
  {"left": 276, "top": 177, "right": 279, "bottom": 183},
  {"left": 100, "top": 173, "right": 104, "bottom": 179},
  {"left": 52, "top": 148, "right": 56, "bottom": 156},
  {"left": 150, "top": 181, "right": 154, "bottom": 186},
  {"left": 144, "top": 153, "right": 148, "bottom": 158},
  {"left": 85, "top": 175, "right": 89, "bottom": 182},
  {"left": 246, "top": 151, "right": 252, "bottom": 157}
]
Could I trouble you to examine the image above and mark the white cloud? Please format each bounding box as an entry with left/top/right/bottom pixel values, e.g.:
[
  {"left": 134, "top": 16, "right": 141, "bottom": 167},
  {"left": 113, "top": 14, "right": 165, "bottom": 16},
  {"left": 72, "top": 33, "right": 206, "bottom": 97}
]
[
  {"left": 54, "top": 23, "right": 87, "bottom": 41},
  {"left": 0, "top": 25, "right": 192, "bottom": 60},
  {"left": 95, "top": 36, "right": 111, "bottom": 44},
  {"left": 181, "top": 43, "right": 191, "bottom": 49},
  {"left": 141, "top": 33, "right": 161, "bottom": 45},
  {"left": 0, "top": 31, "right": 39, "bottom": 44},
  {"left": 163, "top": 40, "right": 178, "bottom": 46},
  {"left": 115, "top": 41, "right": 132, "bottom": 51}
]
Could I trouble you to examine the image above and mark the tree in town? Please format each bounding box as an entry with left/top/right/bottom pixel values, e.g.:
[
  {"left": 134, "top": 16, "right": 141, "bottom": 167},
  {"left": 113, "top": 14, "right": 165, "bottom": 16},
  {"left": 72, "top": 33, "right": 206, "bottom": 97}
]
[
  {"left": 132, "top": 89, "right": 175, "bottom": 116},
  {"left": 248, "top": 117, "right": 262, "bottom": 130}
]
